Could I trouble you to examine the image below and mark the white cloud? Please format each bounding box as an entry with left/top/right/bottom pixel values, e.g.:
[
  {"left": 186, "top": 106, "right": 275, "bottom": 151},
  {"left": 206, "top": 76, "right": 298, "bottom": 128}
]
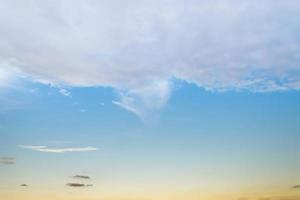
[
  {"left": 1, "top": 0, "right": 300, "bottom": 116},
  {"left": 18, "top": 145, "right": 98, "bottom": 153},
  {"left": 0, "top": 64, "right": 23, "bottom": 88},
  {"left": 113, "top": 99, "right": 141, "bottom": 117},
  {"left": 0, "top": 68, "right": 12, "bottom": 87},
  {"left": 18, "top": 145, "right": 47, "bottom": 150},
  {"left": 59, "top": 88, "right": 71, "bottom": 96},
  {"left": 113, "top": 79, "right": 171, "bottom": 118}
]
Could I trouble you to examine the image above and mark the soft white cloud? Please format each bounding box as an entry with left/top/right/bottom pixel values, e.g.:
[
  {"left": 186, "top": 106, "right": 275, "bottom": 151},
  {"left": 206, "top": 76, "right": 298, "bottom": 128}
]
[
  {"left": 0, "top": 64, "right": 23, "bottom": 88},
  {"left": 1, "top": 0, "right": 300, "bottom": 116},
  {"left": 113, "top": 79, "right": 171, "bottom": 118},
  {"left": 0, "top": 67, "right": 12, "bottom": 87},
  {"left": 59, "top": 88, "right": 71, "bottom": 96},
  {"left": 18, "top": 145, "right": 98, "bottom": 153}
]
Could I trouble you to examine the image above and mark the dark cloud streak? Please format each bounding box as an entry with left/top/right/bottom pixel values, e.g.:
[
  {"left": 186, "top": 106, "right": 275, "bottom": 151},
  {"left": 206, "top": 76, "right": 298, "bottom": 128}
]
[
  {"left": 0, "top": 157, "right": 15, "bottom": 165},
  {"left": 71, "top": 175, "right": 91, "bottom": 179},
  {"left": 292, "top": 185, "right": 300, "bottom": 189},
  {"left": 66, "top": 183, "right": 93, "bottom": 187}
]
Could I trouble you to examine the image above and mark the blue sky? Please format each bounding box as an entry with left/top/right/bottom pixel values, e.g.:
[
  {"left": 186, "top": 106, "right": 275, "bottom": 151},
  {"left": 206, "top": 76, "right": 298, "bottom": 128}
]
[{"left": 1, "top": 79, "right": 300, "bottom": 197}]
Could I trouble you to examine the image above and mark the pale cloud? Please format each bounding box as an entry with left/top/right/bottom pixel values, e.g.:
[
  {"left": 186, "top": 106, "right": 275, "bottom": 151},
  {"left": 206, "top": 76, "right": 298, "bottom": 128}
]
[
  {"left": 113, "top": 79, "right": 171, "bottom": 118},
  {"left": 59, "top": 88, "right": 71, "bottom": 96},
  {"left": 0, "top": 65, "right": 23, "bottom": 88},
  {"left": 0, "top": 67, "right": 12, "bottom": 87},
  {"left": 1, "top": 0, "right": 300, "bottom": 116},
  {"left": 18, "top": 145, "right": 97, "bottom": 153},
  {"left": 18, "top": 145, "right": 47, "bottom": 150},
  {"left": 113, "top": 99, "right": 141, "bottom": 117}
]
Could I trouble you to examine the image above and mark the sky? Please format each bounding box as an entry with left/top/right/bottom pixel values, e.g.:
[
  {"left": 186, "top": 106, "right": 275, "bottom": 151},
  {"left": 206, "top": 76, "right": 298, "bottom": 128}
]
[{"left": 0, "top": 1, "right": 300, "bottom": 200}]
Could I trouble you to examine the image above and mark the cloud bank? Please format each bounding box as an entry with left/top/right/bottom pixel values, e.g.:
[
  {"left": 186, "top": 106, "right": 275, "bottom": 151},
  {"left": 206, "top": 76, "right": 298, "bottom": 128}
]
[
  {"left": 18, "top": 145, "right": 98, "bottom": 153},
  {"left": 1, "top": 0, "right": 300, "bottom": 116}
]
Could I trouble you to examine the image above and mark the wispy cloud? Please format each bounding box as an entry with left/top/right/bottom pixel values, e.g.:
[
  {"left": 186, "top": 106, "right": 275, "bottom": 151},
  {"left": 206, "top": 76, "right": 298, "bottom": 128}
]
[
  {"left": 59, "top": 89, "right": 71, "bottom": 97},
  {"left": 71, "top": 175, "right": 91, "bottom": 180},
  {"left": 113, "top": 80, "right": 171, "bottom": 118},
  {"left": 66, "top": 183, "right": 93, "bottom": 187},
  {"left": 113, "top": 99, "right": 141, "bottom": 117},
  {"left": 18, "top": 145, "right": 98, "bottom": 153},
  {"left": 0, "top": 157, "right": 15, "bottom": 165}
]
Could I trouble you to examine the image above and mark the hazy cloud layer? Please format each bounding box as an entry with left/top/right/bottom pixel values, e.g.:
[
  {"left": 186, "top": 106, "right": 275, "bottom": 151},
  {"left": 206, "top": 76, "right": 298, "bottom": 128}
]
[
  {"left": 260, "top": 197, "right": 300, "bottom": 200},
  {"left": 66, "top": 183, "right": 93, "bottom": 187},
  {"left": 18, "top": 145, "right": 98, "bottom": 153},
  {"left": 0, "top": 157, "right": 15, "bottom": 165},
  {"left": 1, "top": 0, "right": 300, "bottom": 116},
  {"left": 239, "top": 196, "right": 300, "bottom": 200}
]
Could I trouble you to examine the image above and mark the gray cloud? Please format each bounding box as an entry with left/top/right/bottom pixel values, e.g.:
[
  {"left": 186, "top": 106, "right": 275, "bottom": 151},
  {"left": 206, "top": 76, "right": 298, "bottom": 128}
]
[
  {"left": 71, "top": 175, "right": 91, "bottom": 180},
  {"left": 292, "top": 185, "right": 300, "bottom": 189},
  {"left": 0, "top": 157, "right": 15, "bottom": 165},
  {"left": 20, "top": 184, "right": 28, "bottom": 187},
  {"left": 1, "top": 0, "right": 300, "bottom": 116},
  {"left": 66, "top": 183, "right": 93, "bottom": 187}
]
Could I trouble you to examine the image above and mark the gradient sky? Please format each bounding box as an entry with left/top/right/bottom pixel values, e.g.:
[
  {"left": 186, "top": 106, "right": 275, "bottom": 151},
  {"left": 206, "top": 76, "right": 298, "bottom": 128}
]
[{"left": 1, "top": 1, "right": 300, "bottom": 200}]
